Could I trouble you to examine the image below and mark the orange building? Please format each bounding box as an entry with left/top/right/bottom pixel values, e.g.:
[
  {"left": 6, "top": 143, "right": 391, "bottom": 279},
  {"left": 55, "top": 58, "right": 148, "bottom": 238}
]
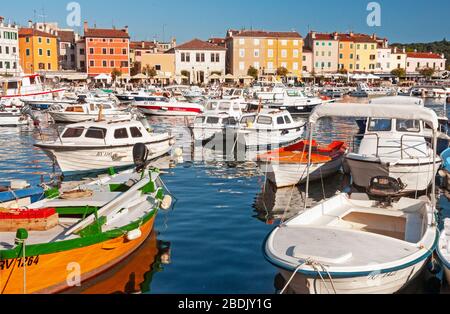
[
  {"left": 83, "top": 22, "right": 130, "bottom": 77},
  {"left": 18, "top": 28, "right": 58, "bottom": 74}
]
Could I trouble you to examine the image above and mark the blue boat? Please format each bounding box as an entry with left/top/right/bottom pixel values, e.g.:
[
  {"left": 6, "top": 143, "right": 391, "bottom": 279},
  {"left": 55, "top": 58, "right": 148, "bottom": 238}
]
[{"left": 0, "top": 181, "right": 45, "bottom": 205}]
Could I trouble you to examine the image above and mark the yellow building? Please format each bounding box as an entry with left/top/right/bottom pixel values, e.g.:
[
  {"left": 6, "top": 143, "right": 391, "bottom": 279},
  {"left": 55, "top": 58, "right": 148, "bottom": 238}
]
[
  {"left": 338, "top": 35, "right": 356, "bottom": 72},
  {"left": 225, "top": 30, "right": 303, "bottom": 79},
  {"left": 353, "top": 34, "right": 378, "bottom": 72},
  {"left": 140, "top": 52, "right": 176, "bottom": 77},
  {"left": 19, "top": 28, "right": 59, "bottom": 74}
]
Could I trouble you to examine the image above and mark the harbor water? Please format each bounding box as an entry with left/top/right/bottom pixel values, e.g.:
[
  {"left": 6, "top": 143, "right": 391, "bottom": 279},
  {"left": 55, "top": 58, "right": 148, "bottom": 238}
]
[{"left": 1, "top": 97, "right": 449, "bottom": 294}]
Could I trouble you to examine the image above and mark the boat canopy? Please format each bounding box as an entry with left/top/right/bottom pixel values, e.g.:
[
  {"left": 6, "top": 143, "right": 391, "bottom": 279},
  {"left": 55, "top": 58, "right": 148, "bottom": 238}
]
[{"left": 309, "top": 102, "right": 440, "bottom": 130}]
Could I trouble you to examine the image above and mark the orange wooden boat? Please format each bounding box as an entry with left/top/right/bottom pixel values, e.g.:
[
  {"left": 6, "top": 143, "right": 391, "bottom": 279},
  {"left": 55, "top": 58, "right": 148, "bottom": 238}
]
[{"left": 257, "top": 140, "right": 348, "bottom": 188}]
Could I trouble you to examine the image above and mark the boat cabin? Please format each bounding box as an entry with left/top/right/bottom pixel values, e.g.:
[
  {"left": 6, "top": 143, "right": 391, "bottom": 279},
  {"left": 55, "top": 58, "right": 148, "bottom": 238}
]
[
  {"left": 237, "top": 110, "right": 301, "bottom": 130},
  {"left": 57, "top": 120, "right": 152, "bottom": 146}
]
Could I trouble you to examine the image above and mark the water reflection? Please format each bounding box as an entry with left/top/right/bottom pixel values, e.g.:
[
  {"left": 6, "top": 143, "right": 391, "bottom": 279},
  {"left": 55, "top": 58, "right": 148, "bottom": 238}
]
[{"left": 64, "top": 231, "right": 171, "bottom": 294}]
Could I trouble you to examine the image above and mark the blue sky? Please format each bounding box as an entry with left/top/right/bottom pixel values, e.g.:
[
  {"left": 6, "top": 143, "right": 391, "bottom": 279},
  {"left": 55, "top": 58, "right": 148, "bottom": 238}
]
[{"left": 2, "top": 0, "right": 449, "bottom": 44}]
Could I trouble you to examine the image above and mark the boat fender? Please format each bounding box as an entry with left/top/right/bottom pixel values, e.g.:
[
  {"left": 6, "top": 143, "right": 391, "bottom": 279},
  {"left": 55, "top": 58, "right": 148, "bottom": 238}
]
[
  {"left": 161, "top": 195, "right": 173, "bottom": 210},
  {"left": 126, "top": 229, "right": 142, "bottom": 241},
  {"left": 169, "top": 138, "right": 176, "bottom": 146},
  {"left": 173, "top": 147, "right": 183, "bottom": 157}
]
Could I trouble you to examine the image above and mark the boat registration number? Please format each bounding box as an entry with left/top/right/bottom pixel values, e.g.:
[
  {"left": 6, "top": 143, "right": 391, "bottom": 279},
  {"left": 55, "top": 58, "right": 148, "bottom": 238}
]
[
  {"left": 96, "top": 152, "right": 115, "bottom": 157},
  {"left": 0, "top": 256, "right": 40, "bottom": 270}
]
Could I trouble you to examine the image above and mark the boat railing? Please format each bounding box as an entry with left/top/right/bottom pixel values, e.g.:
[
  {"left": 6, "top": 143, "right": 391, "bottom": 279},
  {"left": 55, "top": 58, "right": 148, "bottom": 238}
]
[{"left": 352, "top": 133, "right": 432, "bottom": 158}]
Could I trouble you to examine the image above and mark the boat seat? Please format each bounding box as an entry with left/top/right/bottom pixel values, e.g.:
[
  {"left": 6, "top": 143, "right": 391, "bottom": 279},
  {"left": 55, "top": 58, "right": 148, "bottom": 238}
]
[{"left": 27, "top": 191, "right": 122, "bottom": 209}]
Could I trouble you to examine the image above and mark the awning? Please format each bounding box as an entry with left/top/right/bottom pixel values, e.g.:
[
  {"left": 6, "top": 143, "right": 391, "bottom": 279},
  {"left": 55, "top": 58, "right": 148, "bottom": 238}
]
[
  {"left": 132, "top": 73, "right": 148, "bottom": 80},
  {"left": 208, "top": 73, "right": 223, "bottom": 80},
  {"left": 309, "top": 102, "right": 439, "bottom": 130},
  {"left": 94, "top": 74, "right": 111, "bottom": 80}
]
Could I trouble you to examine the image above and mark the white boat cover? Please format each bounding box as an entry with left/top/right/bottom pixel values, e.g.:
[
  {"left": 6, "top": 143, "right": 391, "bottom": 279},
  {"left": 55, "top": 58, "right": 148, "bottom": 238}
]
[
  {"left": 309, "top": 102, "right": 439, "bottom": 130},
  {"left": 369, "top": 96, "right": 424, "bottom": 106}
]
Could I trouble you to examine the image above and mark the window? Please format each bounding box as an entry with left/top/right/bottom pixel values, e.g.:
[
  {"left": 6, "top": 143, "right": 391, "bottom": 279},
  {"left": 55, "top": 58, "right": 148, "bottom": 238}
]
[
  {"left": 293, "top": 40, "right": 299, "bottom": 46},
  {"left": 328, "top": 51, "right": 331, "bottom": 57},
  {"left": 350, "top": 44, "right": 354, "bottom": 49},
  {"left": 48, "top": 63, "right": 51, "bottom": 70},
  {"left": 268, "top": 39, "right": 274, "bottom": 46},
  {"left": 38, "top": 37, "right": 42, "bottom": 43},
  {"left": 350, "top": 53, "right": 354, "bottom": 59},
  {"left": 89, "top": 48, "right": 94, "bottom": 54},
  {"left": 114, "top": 128, "right": 129, "bottom": 139},
  {"left": 281, "top": 62, "right": 287, "bottom": 68},
  {"left": 396, "top": 120, "right": 420, "bottom": 133},
  {"left": 239, "top": 38, "right": 245, "bottom": 45},
  {"left": 85, "top": 127, "right": 107, "bottom": 139},
  {"left": 254, "top": 61, "right": 260, "bottom": 69},
  {"left": 121, "top": 61, "right": 128, "bottom": 67},
  {"left": 215, "top": 53, "right": 220, "bottom": 62},
  {"left": 26, "top": 37, "right": 30, "bottom": 43},
  {"left": 122, "top": 49, "right": 127, "bottom": 55},
  {"left": 38, "top": 48, "right": 43, "bottom": 56},
  {"left": 267, "top": 49, "right": 273, "bottom": 58},
  {"left": 254, "top": 39, "right": 260, "bottom": 46},
  {"left": 110, "top": 61, "right": 115, "bottom": 67},
  {"left": 340, "top": 44, "right": 343, "bottom": 49},
  {"left": 257, "top": 116, "right": 272, "bottom": 125},
  {"left": 339, "top": 53, "right": 343, "bottom": 59},
  {"left": 130, "top": 127, "right": 143, "bottom": 138},
  {"left": 293, "top": 49, "right": 299, "bottom": 58},
  {"left": 368, "top": 119, "right": 392, "bottom": 132},
  {"left": 79, "top": 48, "right": 85, "bottom": 55},
  {"left": 267, "top": 62, "right": 274, "bottom": 69},
  {"left": 281, "top": 40, "right": 287, "bottom": 46},
  {"left": 102, "top": 48, "right": 107, "bottom": 54},
  {"left": 5, "top": 46, "right": 9, "bottom": 54},
  {"left": 109, "top": 48, "right": 114, "bottom": 55},
  {"left": 328, "top": 62, "right": 331, "bottom": 68},
  {"left": 293, "top": 62, "right": 298, "bottom": 70},
  {"left": 181, "top": 52, "right": 186, "bottom": 62},
  {"left": 206, "top": 117, "right": 220, "bottom": 124},
  {"left": 47, "top": 50, "right": 51, "bottom": 57},
  {"left": 281, "top": 49, "right": 287, "bottom": 58},
  {"left": 47, "top": 38, "right": 50, "bottom": 44},
  {"left": 62, "top": 128, "right": 84, "bottom": 138},
  {"left": 240, "top": 115, "right": 255, "bottom": 124},
  {"left": 26, "top": 49, "right": 30, "bottom": 56},
  {"left": 254, "top": 49, "right": 260, "bottom": 57},
  {"left": 277, "top": 117, "right": 285, "bottom": 125},
  {"left": 90, "top": 60, "right": 95, "bottom": 67},
  {"left": 239, "top": 49, "right": 245, "bottom": 58},
  {"left": 155, "top": 64, "right": 161, "bottom": 71},
  {"left": 102, "top": 60, "right": 107, "bottom": 67}
]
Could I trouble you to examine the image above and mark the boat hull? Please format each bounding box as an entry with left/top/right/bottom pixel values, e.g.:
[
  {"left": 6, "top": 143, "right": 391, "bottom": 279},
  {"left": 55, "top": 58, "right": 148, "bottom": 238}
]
[
  {"left": 345, "top": 157, "right": 440, "bottom": 193},
  {"left": 0, "top": 215, "right": 156, "bottom": 294},
  {"left": 136, "top": 104, "right": 202, "bottom": 117},
  {"left": 229, "top": 127, "right": 305, "bottom": 150},
  {"left": 277, "top": 259, "right": 428, "bottom": 294},
  {"left": 37, "top": 140, "right": 173, "bottom": 175},
  {"left": 260, "top": 156, "right": 344, "bottom": 188}
]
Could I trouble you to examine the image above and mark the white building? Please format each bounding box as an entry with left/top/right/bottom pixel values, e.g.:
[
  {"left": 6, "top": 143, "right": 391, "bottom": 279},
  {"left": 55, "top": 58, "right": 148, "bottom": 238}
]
[
  {"left": 174, "top": 39, "right": 226, "bottom": 84},
  {"left": 58, "top": 30, "right": 79, "bottom": 70},
  {"left": 0, "top": 17, "right": 20, "bottom": 75},
  {"left": 406, "top": 51, "right": 446, "bottom": 73},
  {"left": 376, "top": 46, "right": 407, "bottom": 73},
  {"left": 75, "top": 40, "right": 86, "bottom": 72}
]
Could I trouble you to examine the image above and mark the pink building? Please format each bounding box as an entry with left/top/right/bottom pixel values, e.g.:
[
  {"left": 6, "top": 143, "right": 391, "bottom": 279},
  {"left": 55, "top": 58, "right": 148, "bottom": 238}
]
[{"left": 406, "top": 51, "right": 446, "bottom": 73}]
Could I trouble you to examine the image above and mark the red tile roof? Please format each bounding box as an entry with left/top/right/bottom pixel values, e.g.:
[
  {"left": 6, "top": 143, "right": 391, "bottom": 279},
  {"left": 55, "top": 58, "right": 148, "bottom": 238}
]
[
  {"left": 130, "top": 41, "right": 156, "bottom": 50},
  {"left": 84, "top": 28, "right": 129, "bottom": 39},
  {"left": 407, "top": 52, "right": 444, "bottom": 59},
  {"left": 230, "top": 30, "right": 302, "bottom": 39},
  {"left": 58, "top": 30, "right": 75, "bottom": 43},
  {"left": 175, "top": 38, "right": 226, "bottom": 51},
  {"left": 208, "top": 38, "right": 226, "bottom": 46},
  {"left": 19, "top": 28, "right": 57, "bottom": 38}
]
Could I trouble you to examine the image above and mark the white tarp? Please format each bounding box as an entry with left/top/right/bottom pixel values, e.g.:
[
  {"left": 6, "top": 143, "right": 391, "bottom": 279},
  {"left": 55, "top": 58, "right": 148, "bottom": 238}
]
[{"left": 309, "top": 102, "right": 439, "bottom": 130}]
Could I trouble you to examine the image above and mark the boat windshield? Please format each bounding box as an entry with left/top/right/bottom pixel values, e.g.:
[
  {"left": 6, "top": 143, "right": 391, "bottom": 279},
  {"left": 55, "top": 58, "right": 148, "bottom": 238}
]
[
  {"left": 396, "top": 120, "right": 421, "bottom": 133},
  {"left": 241, "top": 115, "right": 256, "bottom": 124},
  {"left": 218, "top": 102, "right": 232, "bottom": 111},
  {"left": 195, "top": 116, "right": 205, "bottom": 124},
  {"left": 62, "top": 128, "right": 84, "bottom": 138},
  {"left": 85, "top": 127, "right": 107, "bottom": 139},
  {"left": 206, "top": 102, "right": 218, "bottom": 110},
  {"left": 368, "top": 119, "right": 392, "bottom": 132}
]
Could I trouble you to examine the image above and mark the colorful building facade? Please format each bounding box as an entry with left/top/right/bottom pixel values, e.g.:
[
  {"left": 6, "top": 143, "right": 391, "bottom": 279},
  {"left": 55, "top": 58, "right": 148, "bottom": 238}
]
[
  {"left": 305, "top": 32, "right": 339, "bottom": 74},
  {"left": 406, "top": 52, "right": 447, "bottom": 73},
  {"left": 83, "top": 22, "right": 130, "bottom": 77},
  {"left": 18, "top": 27, "right": 58, "bottom": 74},
  {"left": 225, "top": 30, "right": 303, "bottom": 78},
  {"left": 0, "top": 17, "right": 19, "bottom": 75}
]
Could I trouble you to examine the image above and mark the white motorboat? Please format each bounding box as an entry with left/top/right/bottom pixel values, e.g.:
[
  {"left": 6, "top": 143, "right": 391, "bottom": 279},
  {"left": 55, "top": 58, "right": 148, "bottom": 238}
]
[
  {"left": 35, "top": 118, "right": 175, "bottom": 175},
  {"left": 47, "top": 102, "right": 132, "bottom": 123},
  {"left": 224, "top": 109, "right": 306, "bottom": 150},
  {"left": 0, "top": 74, "right": 65, "bottom": 108},
  {"left": 190, "top": 99, "right": 247, "bottom": 144},
  {"left": 437, "top": 219, "right": 450, "bottom": 285},
  {"left": 264, "top": 102, "right": 440, "bottom": 294},
  {"left": 0, "top": 106, "right": 31, "bottom": 127},
  {"left": 20, "top": 98, "right": 77, "bottom": 110},
  {"left": 253, "top": 88, "right": 324, "bottom": 114},
  {"left": 345, "top": 101, "right": 441, "bottom": 194},
  {"left": 133, "top": 95, "right": 204, "bottom": 116}
]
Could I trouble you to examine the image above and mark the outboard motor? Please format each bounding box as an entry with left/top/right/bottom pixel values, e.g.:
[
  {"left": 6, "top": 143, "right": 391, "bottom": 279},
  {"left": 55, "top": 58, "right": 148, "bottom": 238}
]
[
  {"left": 367, "top": 176, "right": 406, "bottom": 205},
  {"left": 133, "top": 143, "right": 149, "bottom": 172},
  {"left": 21, "top": 105, "right": 40, "bottom": 127}
]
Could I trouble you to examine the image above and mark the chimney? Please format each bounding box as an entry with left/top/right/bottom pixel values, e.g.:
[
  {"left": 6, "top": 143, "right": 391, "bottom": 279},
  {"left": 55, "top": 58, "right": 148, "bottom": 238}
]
[
  {"left": 372, "top": 33, "right": 376, "bottom": 40},
  {"left": 311, "top": 31, "right": 316, "bottom": 39},
  {"left": 349, "top": 31, "right": 354, "bottom": 37},
  {"left": 0, "top": 16, "right": 4, "bottom": 24},
  {"left": 402, "top": 47, "right": 406, "bottom": 53},
  {"left": 333, "top": 32, "right": 338, "bottom": 40},
  {"left": 124, "top": 26, "right": 129, "bottom": 34},
  {"left": 28, "top": 20, "right": 33, "bottom": 28},
  {"left": 83, "top": 21, "right": 88, "bottom": 33}
]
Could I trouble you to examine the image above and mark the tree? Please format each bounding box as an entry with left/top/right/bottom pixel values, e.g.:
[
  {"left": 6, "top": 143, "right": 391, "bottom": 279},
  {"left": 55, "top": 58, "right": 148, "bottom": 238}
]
[
  {"left": 247, "top": 66, "right": 258, "bottom": 79},
  {"left": 143, "top": 65, "right": 157, "bottom": 78},
  {"left": 276, "top": 67, "right": 289, "bottom": 77},
  {"left": 131, "top": 61, "right": 141, "bottom": 76},
  {"left": 391, "top": 68, "right": 406, "bottom": 79},
  {"left": 338, "top": 68, "right": 348, "bottom": 75},
  {"left": 111, "top": 68, "right": 122, "bottom": 81},
  {"left": 419, "top": 67, "right": 435, "bottom": 78}
]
